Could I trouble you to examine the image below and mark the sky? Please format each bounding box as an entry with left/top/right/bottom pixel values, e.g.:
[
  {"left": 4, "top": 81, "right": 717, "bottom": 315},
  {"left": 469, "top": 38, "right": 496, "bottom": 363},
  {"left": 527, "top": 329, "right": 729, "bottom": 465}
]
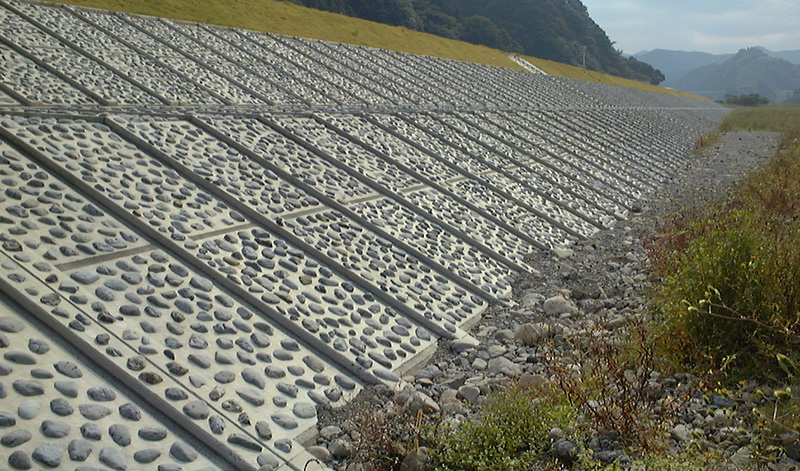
[{"left": 580, "top": 0, "right": 800, "bottom": 55}]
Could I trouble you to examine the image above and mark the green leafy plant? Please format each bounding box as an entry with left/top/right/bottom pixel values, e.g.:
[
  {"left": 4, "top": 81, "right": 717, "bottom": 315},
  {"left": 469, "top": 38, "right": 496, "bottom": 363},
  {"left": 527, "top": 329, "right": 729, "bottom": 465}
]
[
  {"left": 429, "top": 385, "right": 576, "bottom": 471},
  {"left": 649, "top": 106, "right": 800, "bottom": 378}
]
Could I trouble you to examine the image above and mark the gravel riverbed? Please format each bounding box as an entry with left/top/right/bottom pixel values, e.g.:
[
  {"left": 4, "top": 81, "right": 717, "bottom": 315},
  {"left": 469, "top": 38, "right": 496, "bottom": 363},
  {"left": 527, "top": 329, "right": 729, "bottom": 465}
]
[{"left": 312, "top": 131, "right": 793, "bottom": 471}]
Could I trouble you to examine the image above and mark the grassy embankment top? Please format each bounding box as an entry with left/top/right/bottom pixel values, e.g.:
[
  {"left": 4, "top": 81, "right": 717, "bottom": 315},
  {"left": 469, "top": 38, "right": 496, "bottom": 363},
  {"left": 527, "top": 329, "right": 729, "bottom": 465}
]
[{"left": 53, "top": 0, "right": 705, "bottom": 100}]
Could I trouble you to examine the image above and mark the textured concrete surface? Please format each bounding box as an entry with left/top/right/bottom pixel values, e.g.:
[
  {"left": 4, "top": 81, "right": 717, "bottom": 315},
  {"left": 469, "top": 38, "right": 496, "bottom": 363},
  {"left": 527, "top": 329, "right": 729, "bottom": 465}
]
[{"left": 0, "top": 0, "right": 727, "bottom": 469}]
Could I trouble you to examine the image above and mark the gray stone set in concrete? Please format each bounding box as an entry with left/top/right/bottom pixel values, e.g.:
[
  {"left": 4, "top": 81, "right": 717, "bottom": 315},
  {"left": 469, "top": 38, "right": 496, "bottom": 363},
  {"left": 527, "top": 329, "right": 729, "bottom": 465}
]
[{"left": 0, "top": 0, "right": 727, "bottom": 469}]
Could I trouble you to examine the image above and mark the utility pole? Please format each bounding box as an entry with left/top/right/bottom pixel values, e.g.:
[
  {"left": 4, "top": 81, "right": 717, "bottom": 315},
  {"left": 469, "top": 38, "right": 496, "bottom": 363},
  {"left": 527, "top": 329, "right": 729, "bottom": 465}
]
[{"left": 582, "top": 45, "right": 586, "bottom": 69}]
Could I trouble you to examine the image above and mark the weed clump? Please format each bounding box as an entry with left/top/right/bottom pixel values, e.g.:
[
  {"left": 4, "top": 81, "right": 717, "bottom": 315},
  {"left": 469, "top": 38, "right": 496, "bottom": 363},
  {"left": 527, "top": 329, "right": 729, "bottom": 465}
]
[
  {"left": 648, "top": 106, "right": 800, "bottom": 379},
  {"left": 429, "top": 385, "right": 575, "bottom": 471}
]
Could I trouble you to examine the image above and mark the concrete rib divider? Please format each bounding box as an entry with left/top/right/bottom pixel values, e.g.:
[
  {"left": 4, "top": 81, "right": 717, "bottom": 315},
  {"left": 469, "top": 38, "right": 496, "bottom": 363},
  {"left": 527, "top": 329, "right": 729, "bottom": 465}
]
[
  {"left": 185, "top": 116, "right": 488, "bottom": 336},
  {"left": 0, "top": 39, "right": 97, "bottom": 105},
  {"left": 0, "top": 31, "right": 111, "bottom": 105},
  {"left": 63, "top": 6, "right": 238, "bottom": 106},
  {"left": 266, "top": 34, "right": 378, "bottom": 107},
  {"left": 0, "top": 139, "right": 337, "bottom": 470},
  {"left": 442, "top": 112, "right": 643, "bottom": 205},
  {"left": 224, "top": 28, "right": 334, "bottom": 107},
  {"left": 313, "top": 113, "right": 556, "bottom": 249},
  {"left": 365, "top": 113, "right": 607, "bottom": 235},
  {"left": 384, "top": 112, "right": 616, "bottom": 227},
  {"left": 0, "top": 264, "right": 249, "bottom": 471},
  {"left": 196, "top": 24, "right": 312, "bottom": 106},
  {"left": 331, "top": 112, "right": 596, "bottom": 241},
  {"left": 269, "top": 114, "right": 534, "bottom": 267},
  {"left": 546, "top": 110, "right": 673, "bottom": 183},
  {"left": 259, "top": 114, "right": 513, "bottom": 301},
  {"left": 490, "top": 110, "right": 655, "bottom": 192},
  {"left": 0, "top": 0, "right": 173, "bottom": 105},
  {"left": 437, "top": 111, "right": 637, "bottom": 211},
  {"left": 0, "top": 117, "right": 387, "bottom": 385},
  {"left": 342, "top": 46, "right": 460, "bottom": 107},
  {"left": 402, "top": 111, "right": 628, "bottom": 219},
  {"left": 290, "top": 38, "right": 413, "bottom": 105},
  {"left": 111, "top": 15, "right": 266, "bottom": 106},
  {"left": 198, "top": 116, "right": 512, "bottom": 303},
  {"left": 25, "top": 3, "right": 224, "bottom": 106}
]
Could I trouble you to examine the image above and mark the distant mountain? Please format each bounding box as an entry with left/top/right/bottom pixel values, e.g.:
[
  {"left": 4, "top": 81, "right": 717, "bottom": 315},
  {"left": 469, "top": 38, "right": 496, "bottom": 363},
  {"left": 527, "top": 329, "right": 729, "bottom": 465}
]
[
  {"left": 280, "top": 0, "right": 665, "bottom": 84},
  {"left": 666, "top": 47, "right": 800, "bottom": 102},
  {"left": 634, "top": 47, "right": 800, "bottom": 85},
  {"left": 756, "top": 47, "right": 800, "bottom": 65},
  {"left": 634, "top": 50, "right": 732, "bottom": 84}
]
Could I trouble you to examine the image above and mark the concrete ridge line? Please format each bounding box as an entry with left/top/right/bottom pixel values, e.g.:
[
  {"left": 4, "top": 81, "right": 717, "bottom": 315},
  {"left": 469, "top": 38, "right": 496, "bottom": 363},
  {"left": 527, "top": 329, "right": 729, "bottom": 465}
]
[
  {"left": 258, "top": 115, "right": 507, "bottom": 304},
  {"left": 268, "top": 34, "right": 380, "bottom": 107},
  {"left": 343, "top": 46, "right": 460, "bottom": 106},
  {"left": 97, "top": 116, "right": 382, "bottom": 386},
  {"left": 229, "top": 28, "right": 341, "bottom": 107},
  {"left": 0, "top": 79, "right": 31, "bottom": 105},
  {"left": 313, "top": 114, "right": 547, "bottom": 257},
  {"left": 190, "top": 115, "right": 470, "bottom": 337},
  {"left": 311, "top": 40, "right": 425, "bottom": 105},
  {"left": 454, "top": 110, "right": 645, "bottom": 199},
  {"left": 233, "top": 30, "right": 346, "bottom": 107},
  {"left": 0, "top": 0, "right": 172, "bottom": 105},
  {"left": 0, "top": 264, "right": 252, "bottom": 471},
  {"left": 154, "top": 18, "right": 285, "bottom": 106},
  {"left": 525, "top": 110, "right": 657, "bottom": 189},
  {"left": 0, "top": 116, "right": 381, "bottom": 388},
  {"left": 112, "top": 14, "right": 246, "bottom": 105},
  {"left": 443, "top": 111, "right": 635, "bottom": 211},
  {"left": 576, "top": 109, "right": 686, "bottom": 168},
  {"left": 398, "top": 112, "right": 623, "bottom": 219},
  {"left": 553, "top": 110, "right": 672, "bottom": 182},
  {"left": 364, "top": 113, "right": 605, "bottom": 233},
  {"left": 0, "top": 30, "right": 109, "bottom": 105},
  {"left": 197, "top": 24, "right": 310, "bottom": 106},
  {"left": 64, "top": 6, "right": 236, "bottom": 106}
]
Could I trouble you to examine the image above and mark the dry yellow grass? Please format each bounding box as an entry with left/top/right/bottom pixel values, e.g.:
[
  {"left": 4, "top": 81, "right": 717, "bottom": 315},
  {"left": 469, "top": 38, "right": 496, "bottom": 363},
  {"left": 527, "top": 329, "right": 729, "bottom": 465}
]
[
  {"left": 52, "top": 0, "right": 707, "bottom": 100},
  {"left": 519, "top": 55, "right": 709, "bottom": 101},
  {"left": 52, "top": 0, "right": 519, "bottom": 69}
]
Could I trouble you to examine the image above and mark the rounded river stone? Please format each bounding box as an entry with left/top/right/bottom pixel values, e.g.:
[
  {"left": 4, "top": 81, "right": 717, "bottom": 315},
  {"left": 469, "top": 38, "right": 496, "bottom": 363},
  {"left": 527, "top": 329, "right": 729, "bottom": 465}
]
[
  {"left": 79, "top": 404, "right": 112, "bottom": 420},
  {"left": 32, "top": 442, "right": 63, "bottom": 467},
  {"left": 138, "top": 427, "right": 167, "bottom": 441},
  {"left": 183, "top": 400, "right": 209, "bottom": 420},
  {"left": 134, "top": 449, "right": 161, "bottom": 464},
  {"left": 170, "top": 441, "right": 198, "bottom": 462},
  {"left": 54, "top": 361, "right": 82, "bottom": 378},
  {"left": 8, "top": 450, "right": 32, "bottom": 470},
  {"left": 17, "top": 400, "right": 40, "bottom": 419},
  {"left": 109, "top": 424, "right": 131, "bottom": 446},
  {"left": 68, "top": 439, "right": 92, "bottom": 461},
  {"left": 87, "top": 385, "right": 116, "bottom": 401},
  {"left": 99, "top": 446, "right": 127, "bottom": 471},
  {"left": 1, "top": 429, "right": 32, "bottom": 447},
  {"left": 49, "top": 398, "right": 73, "bottom": 416}
]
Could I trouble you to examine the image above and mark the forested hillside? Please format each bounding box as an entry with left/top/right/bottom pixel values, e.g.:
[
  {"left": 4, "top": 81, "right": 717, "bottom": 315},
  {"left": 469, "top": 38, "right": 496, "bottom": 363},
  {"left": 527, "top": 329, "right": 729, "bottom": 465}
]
[{"left": 281, "top": 0, "right": 664, "bottom": 84}]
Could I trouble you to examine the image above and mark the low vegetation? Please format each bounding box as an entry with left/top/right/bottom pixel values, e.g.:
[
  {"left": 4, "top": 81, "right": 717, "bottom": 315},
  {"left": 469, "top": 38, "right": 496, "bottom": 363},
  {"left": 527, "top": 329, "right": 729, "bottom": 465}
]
[
  {"left": 649, "top": 105, "right": 800, "bottom": 378},
  {"left": 431, "top": 385, "right": 575, "bottom": 471}
]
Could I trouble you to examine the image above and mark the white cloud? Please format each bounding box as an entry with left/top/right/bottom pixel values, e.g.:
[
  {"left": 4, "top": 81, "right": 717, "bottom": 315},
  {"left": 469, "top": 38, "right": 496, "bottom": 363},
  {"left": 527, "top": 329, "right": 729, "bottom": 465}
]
[{"left": 581, "top": 0, "right": 800, "bottom": 53}]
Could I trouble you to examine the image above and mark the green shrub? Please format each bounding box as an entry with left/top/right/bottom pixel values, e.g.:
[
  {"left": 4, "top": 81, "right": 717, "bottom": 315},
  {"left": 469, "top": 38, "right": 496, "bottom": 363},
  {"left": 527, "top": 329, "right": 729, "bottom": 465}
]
[
  {"left": 650, "top": 107, "right": 800, "bottom": 378},
  {"left": 430, "top": 386, "right": 576, "bottom": 471}
]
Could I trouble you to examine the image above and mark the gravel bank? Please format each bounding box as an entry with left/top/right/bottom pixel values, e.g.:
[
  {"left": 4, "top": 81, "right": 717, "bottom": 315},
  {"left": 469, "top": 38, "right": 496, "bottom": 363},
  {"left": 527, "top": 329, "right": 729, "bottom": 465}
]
[{"left": 313, "top": 130, "right": 789, "bottom": 471}]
